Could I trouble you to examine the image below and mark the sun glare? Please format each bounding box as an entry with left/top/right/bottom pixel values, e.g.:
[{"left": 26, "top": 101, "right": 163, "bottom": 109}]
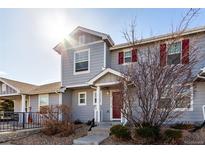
[{"left": 41, "top": 13, "right": 73, "bottom": 43}]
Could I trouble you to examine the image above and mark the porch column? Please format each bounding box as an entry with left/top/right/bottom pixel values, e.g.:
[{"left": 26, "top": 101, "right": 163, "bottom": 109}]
[
  {"left": 19, "top": 95, "right": 26, "bottom": 124},
  {"left": 21, "top": 94, "right": 26, "bottom": 112},
  {"left": 96, "top": 86, "right": 101, "bottom": 123}
]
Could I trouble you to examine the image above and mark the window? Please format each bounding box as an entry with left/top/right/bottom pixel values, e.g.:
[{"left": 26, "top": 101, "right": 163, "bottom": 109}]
[
  {"left": 124, "top": 50, "right": 132, "bottom": 63},
  {"left": 79, "top": 35, "right": 85, "bottom": 44},
  {"left": 2, "top": 83, "right": 6, "bottom": 93},
  {"left": 78, "top": 92, "right": 86, "bottom": 105},
  {"left": 93, "top": 91, "right": 102, "bottom": 105},
  {"left": 167, "top": 42, "right": 182, "bottom": 65},
  {"left": 39, "top": 94, "right": 49, "bottom": 113},
  {"left": 158, "top": 85, "right": 193, "bottom": 111},
  {"left": 74, "top": 49, "right": 90, "bottom": 74}
]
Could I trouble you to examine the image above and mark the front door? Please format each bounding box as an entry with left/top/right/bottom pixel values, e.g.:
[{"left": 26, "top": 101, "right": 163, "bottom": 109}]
[{"left": 112, "top": 92, "right": 121, "bottom": 120}]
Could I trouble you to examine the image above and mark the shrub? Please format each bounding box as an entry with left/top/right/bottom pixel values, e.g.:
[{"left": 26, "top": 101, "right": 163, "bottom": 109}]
[
  {"left": 41, "top": 105, "right": 74, "bottom": 137},
  {"left": 171, "top": 123, "right": 194, "bottom": 130},
  {"left": 74, "top": 119, "right": 83, "bottom": 125},
  {"left": 110, "top": 124, "right": 131, "bottom": 140},
  {"left": 163, "top": 129, "right": 182, "bottom": 143},
  {"left": 135, "top": 126, "right": 160, "bottom": 140}
]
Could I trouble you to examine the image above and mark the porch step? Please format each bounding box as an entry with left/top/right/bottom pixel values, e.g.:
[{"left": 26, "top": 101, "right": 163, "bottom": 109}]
[
  {"left": 73, "top": 122, "right": 115, "bottom": 145},
  {"left": 73, "top": 134, "right": 109, "bottom": 145}
]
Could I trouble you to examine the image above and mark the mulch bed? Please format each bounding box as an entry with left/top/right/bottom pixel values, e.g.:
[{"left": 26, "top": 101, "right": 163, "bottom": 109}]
[
  {"left": 5, "top": 124, "right": 89, "bottom": 145},
  {"left": 102, "top": 127, "right": 205, "bottom": 145},
  {"left": 101, "top": 136, "right": 135, "bottom": 145}
]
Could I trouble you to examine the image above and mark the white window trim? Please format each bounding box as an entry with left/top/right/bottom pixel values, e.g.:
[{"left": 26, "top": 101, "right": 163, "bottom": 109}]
[
  {"left": 2, "top": 83, "right": 6, "bottom": 92},
  {"left": 73, "top": 49, "right": 90, "bottom": 75},
  {"left": 38, "top": 94, "right": 49, "bottom": 111},
  {"left": 93, "top": 90, "right": 102, "bottom": 105},
  {"left": 78, "top": 92, "right": 87, "bottom": 106},
  {"left": 121, "top": 48, "right": 134, "bottom": 65}
]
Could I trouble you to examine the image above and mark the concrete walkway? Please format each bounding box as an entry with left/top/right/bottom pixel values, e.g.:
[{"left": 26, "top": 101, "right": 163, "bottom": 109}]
[{"left": 73, "top": 122, "right": 118, "bottom": 145}]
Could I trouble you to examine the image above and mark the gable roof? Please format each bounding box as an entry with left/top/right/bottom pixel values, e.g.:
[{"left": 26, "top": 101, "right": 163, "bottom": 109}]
[
  {"left": 53, "top": 26, "right": 115, "bottom": 54},
  {"left": 110, "top": 26, "right": 205, "bottom": 51},
  {"left": 70, "top": 26, "right": 115, "bottom": 46},
  {"left": 88, "top": 68, "right": 123, "bottom": 85},
  {"left": 0, "top": 77, "right": 61, "bottom": 95},
  {"left": 0, "top": 77, "right": 37, "bottom": 94}
]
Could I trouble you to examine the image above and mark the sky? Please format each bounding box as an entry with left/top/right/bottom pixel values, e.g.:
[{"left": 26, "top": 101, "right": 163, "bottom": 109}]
[{"left": 0, "top": 8, "right": 205, "bottom": 85}]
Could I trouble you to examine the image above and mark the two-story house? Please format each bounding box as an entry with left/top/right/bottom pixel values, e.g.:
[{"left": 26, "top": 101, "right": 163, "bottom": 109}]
[{"left": 53, "top": 26, "right": 205, "bottom": 124}]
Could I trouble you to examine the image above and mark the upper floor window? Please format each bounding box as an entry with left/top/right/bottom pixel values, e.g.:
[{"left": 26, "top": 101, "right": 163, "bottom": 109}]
[
  {"left": 167, "top": 42, "right": 182, "bottom": 65},
  {"left": 74, "top": 49, "right": 90, "bottom": 74},
  {"left": 118, "top": 49, "right": 138, "bottom": 65},
  {"left": 160, "top": 39, "right": 189, "bottom": 66},
  {"left": 124, "top": 51, "right": 132, "bottom": 63},
  {"left": 79, "top": 35, "right": 85, "bottom": 44},
  {"left": 2, "top": 83, "right": 6, "bottom": 93}
]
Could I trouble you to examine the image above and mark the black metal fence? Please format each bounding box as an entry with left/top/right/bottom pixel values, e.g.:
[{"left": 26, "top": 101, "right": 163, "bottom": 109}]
[{"left": 0, "top": 111, "right": 43, "bottom": 132}]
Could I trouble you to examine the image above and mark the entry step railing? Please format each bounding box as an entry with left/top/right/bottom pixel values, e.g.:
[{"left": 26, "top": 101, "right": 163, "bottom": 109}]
[{"left": 0, "top": 111, "right": 43, "bottom": 132}]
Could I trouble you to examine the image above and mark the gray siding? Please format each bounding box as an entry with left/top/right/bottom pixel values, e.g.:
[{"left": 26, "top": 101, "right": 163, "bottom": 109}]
[
  {"left": 106, "top": 44, "right": 111, "bottom": 68},
  {"left": 0, "top": 81, "right": 17, "bottom": 95},
  {"left": 62, "top": 42, "right": 105, "bottom": 86},
  {"left": 62, "top": 89, "right": 72, "bottom": 107},
  {"left": 94, "top": 73, "right": 119, "bottom": 85},
  {"left": 68, "top": 88, "right": 111, "bottom": 122},
  {"left": 29, "top": 93, "right": 60, "bottom": 112},
  {"left": 49, "top": 93, "right": 60, "bottom": 106},
  {"left": 30, "top": 95, "right": 38, "bottom": 112}
]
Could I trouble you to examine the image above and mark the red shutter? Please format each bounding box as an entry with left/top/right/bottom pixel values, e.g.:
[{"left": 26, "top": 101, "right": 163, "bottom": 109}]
[
  {"left": 160, "top": 43, "right": 167, "bottom": 66},
  {"left": 132, "top": 48, "right": 138, "bottom": 62},
  {"left": 182, "top": 39, "right": 189, "bottom": 64},
  {"left": 118, "top": 52, "right": 124, "bottom": 64}
]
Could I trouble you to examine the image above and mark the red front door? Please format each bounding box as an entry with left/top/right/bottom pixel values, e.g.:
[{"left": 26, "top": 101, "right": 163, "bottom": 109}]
[{"left": 112, "top": 92, "right": 121, "bottom": 119}]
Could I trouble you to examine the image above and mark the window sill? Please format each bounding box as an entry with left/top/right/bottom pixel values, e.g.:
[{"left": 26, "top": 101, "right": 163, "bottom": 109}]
[
  {"left": 174, "top": 108, "right": 193, "bottom": 112},
  {"left": 78, "top": 103, "right": 87, "bottom": 106}
]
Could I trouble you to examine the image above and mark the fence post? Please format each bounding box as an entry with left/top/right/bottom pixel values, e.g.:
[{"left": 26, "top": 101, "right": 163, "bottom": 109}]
[{"left": 23, "top": 112, "right": 25, "bottom": 129}]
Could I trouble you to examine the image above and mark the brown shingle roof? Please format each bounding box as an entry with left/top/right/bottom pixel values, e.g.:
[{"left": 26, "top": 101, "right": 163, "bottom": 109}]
[
  {"left": 0, "top": 77, "right": 37, "bottom": 93},
  {"left": 0, "top": 77, "right": 61, "bottom": 95},
  {"left": 28, "top": 82, "right": 61, "bottom": 95}
]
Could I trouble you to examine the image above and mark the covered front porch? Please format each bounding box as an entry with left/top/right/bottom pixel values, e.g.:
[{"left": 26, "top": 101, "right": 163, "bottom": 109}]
[
  {"left": 0, "top": 94, "right": 29, "bottom": 113},
  {"left": 88, "top": 68, "right": 127, "bottom": 124}
]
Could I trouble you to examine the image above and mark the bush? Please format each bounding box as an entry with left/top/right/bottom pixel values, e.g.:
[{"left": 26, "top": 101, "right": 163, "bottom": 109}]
[
  {"left": 41, "top": 105, "right": 74, "bottom": 137},
  {"left": 171, "top": 123, "right": 195, "bottom": 130},
  {"left": 74, "top": 119, "right": 83, "bottom": 125},
  {"left": 135, "top": 126, "right": 160, "bottom": 140},
  {"left": 163, "top": 129, "right": 182, "bottom": 143},
  {"left": 110, "top": 124, "right": 131, "bottom": 140}
]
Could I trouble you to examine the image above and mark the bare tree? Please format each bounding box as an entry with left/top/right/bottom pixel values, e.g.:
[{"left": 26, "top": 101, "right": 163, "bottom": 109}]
[{"left": 119, "top": 9, "right": 201, "bottom": 127}]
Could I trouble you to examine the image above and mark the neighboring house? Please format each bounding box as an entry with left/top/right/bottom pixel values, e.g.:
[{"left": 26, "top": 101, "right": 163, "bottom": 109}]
[
  {"left": 0, "top": 77, "right": 61, "bottom": 113},
  {"left": 54, "top": 26, "right": 205, "bottom": 124}
]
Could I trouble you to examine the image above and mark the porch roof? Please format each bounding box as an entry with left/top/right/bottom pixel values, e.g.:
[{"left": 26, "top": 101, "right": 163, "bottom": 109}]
[
  {"left": 0, "top": 77, "right": 61, "bottom": 95},
  {"left": 88, "top": 68, "right": 123, "bottom": 86}
]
